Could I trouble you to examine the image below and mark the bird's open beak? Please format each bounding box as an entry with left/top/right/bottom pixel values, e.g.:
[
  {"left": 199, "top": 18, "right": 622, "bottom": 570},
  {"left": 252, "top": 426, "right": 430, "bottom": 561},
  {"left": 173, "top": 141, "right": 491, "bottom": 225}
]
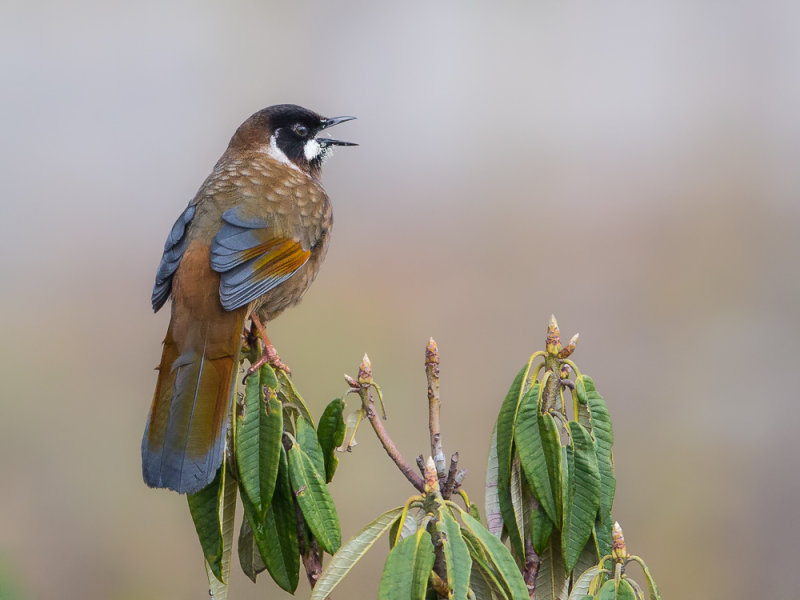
[{"left": 318, "top": 115, "right": 357, "bottom": 147}]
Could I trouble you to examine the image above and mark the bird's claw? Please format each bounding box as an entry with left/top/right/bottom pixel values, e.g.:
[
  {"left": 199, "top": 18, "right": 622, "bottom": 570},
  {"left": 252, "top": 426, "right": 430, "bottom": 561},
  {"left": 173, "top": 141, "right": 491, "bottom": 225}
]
[{"left": 242, "top": 344, "right": 291, "bottom": 383}]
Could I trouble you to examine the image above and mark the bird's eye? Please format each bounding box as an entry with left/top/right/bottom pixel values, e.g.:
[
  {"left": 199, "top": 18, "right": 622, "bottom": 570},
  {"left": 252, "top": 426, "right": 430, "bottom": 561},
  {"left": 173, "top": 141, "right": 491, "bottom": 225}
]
[{"left": 294, "top": 124, "right": 309, "bottom": 137}]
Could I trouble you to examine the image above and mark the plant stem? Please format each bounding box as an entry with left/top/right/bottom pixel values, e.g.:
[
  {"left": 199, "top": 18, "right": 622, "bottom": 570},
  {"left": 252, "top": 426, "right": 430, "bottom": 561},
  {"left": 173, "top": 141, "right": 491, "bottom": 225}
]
[
  {"left": 542, "top": 352, "right": 562, "bottom": 413},
  {"left": 426, "top": 338, "right": 447, "bottom": 480},
  {"left": 362, "top": 386, "right": 426, "bottom": 493}
]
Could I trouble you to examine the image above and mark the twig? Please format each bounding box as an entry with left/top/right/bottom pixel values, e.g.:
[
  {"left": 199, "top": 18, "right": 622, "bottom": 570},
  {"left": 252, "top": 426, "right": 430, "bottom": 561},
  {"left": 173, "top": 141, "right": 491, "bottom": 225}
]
[
  {"left": 441, "top": 452, "right": 459, "bottom": 499},
  {"left": 426, "top": 338, "right": 447, "bottom": 480},
  {"left": 353, "top": 355, "right": 426, "bottom": 493},
  {"left": 416, "top": 454, "right": 426, "bottom": 477},
  {"left": 523, "top": 528, "right": 541, "bottom": 597}
]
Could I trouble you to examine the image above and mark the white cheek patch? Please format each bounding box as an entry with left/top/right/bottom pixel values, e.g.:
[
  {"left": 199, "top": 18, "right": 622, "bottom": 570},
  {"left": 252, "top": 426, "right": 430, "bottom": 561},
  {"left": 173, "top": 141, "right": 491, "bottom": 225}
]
[
  {"left": 265, "top": 133, "right": 301, "bottom": 172},
  {"left": 304, "top": 138, "right": 322, "bottom": 161}
]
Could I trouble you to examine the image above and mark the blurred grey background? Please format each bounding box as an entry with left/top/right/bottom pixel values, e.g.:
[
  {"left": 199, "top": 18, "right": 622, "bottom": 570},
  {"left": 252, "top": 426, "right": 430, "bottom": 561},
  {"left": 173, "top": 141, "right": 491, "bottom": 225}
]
[{"left": 1, "top": 1, "right": 798, "bottom": 598}]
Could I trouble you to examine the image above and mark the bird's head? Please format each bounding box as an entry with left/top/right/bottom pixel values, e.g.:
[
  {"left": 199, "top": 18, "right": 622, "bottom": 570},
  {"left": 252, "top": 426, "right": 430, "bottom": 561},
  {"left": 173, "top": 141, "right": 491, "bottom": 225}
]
[{"left": 228, "top": 104, "right": 356, "bottom": 176}]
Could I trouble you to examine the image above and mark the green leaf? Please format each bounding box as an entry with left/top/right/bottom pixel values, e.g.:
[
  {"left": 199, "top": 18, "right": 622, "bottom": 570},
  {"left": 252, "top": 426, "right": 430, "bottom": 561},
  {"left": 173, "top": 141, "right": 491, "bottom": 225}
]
[
  {"left": 596, "top": 580, "right": 617, "bottom": 600},
  {"left": 535, "top": 536, "right": 568, "bottom": 600},
  {"left": 573, "top": 536, "right": 600, "bottom": 588},
  {"left": 469, "top": 503, "right": 481, "bottom": 522},
  {"left": 204, "top": 460, "right": 236, "bottom": 597},
  {"left": 241, "top": 446, "right": 300, "bottom": 592},
  {"left": 495, "top": 364, "right": 530, "bottom": 558},
  {"left": 562, "top": 422, "right": 601, "bottom": 573},
  {"left": 616, "top": 580, "right": 637, "bottom": 600},
  {"left": 317, "top": 398, "right": 346, "bottom": 482},
  {"left": 594, "top": 517, "right": 613, "bottom": 559},
  {"left": 597, "top": 579, "right": 636, "bottom": 600},
  {"left": 187, "top": 466, "right": 225, "bottom": 580},
  {"left": 531, "top": 501, "right": 554, "bottom": 555},
  {"left": 296, "top": 415, "right": 325, "bottom": 477},
  {"left": 581, "top": 376, "right": 615, "bottom": 525},
  {"left": 460, "top": 528, "right": 506, "bottom": 598},
  {"left": 288, "top": 440, "right": 341, "bottom": 554},
  {"left": 237, "top": 517, "right": 266, "bottom": 583},
  {"left": 236, "top": 366, "right": 283, "bottom": 517},
  {"left": 574, "top": 378, "right": 591, "bottom": 430},
  {"left": 277, "top": 370, "right": 314, "bottom": 423},
  {"left": 469, "top": 563, "right": 498, "bottom": 600},
  {"left": 312, "top": 506, "right": 404, "bottom": 600},
  {"left": 515, "top": 381, "right": 558, "bottom": 523},
  {"left": 457, "top": 507, "right": 529, "bottom": 599},
  {"left": 630, "top": 557, "right": 662, "bottom": 600},
  {"left": 379, "top": 528, "right": 435, "bottom": 600},
  {"left": 389, "top": 507, "right": 423, "bottom": 549},
  {"left": 568, "top": 566, "right": 599, "bottom": 600},
  {"left": 438, "top": 508, "right": 472, "bottom": 600},
  {"left": 538, "top": 412, "right": 564, "bottom": 524},
  {"left": 509, "top": 455, "right": 526, "bottom": 560},
  {"left": 485, "top": 423, "right": 503, "bottom": 537}
]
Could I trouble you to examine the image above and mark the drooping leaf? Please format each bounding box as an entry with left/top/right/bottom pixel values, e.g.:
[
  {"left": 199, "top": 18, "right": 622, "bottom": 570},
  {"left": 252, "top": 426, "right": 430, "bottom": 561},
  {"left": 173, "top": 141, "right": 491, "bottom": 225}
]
[
  {"left": 581, "top": 376, "right": 615, "bottom": 525},
  {"left": 485, "top": 423, "right": 503, "bottom": 537},
  {"left": 241, "top": 446, "right": 300, "bottom": 592},
  {"left": 568, "top": 566, "right": 599, "bottom": 600},
  {"left": 573, "top": 536, "right": 600, "bottom": 588},
  {"left": 238, "top": 518, "right": 266, "bottom": 583},
  {"left": 469, "top": 563, "right": 498, "bottom": 600},
  {"left": 531, "top": 501, "right": 554, "bottom": 555},
  {"left": 535, "top": 536, "right": 569, "bottom": 600},
  {"left": 457, "top": 507, "right": 529, "bottom": 599},
  {"left": 594, "top": 516, "right": 613, "bottom": 559},
  {"left": 317, "top": 398, "right": 346, "bottom": 482},
  {"left": 277, "top": 370, "right": 314, "bottom": 423},
  {"left": 509, "top": 456, "right": 526, "bottom": 560},
  {"left": 379, "top": 528, "right": 435, "bottom": 600},
  {"left": 187, "top": 466, "right": 225, "bottom": 580},
  {"left": 236, "top": 366, "right": 282, "bottom": 517},
  {"left": 287, "top": 440, "right": 341, "bottom": 554},
  {"left": 438, "top": 508, "right": 472, "bottom": 600},
  {"left": 618, "top": 579, "right": 637, "bottom": 600},
  {"left": 596, "top": 579, "right": 617, "bottom": 600},
  {"left": 469, "top": 503, "right": 481, "bottom": 522},
  {"left": 630, "top": 557, "right": 662, "bottom": 600},
  {"left": 538, "top": 412, "right": 564, "bottom": 524},
  {"left": 495, "top": 364, "right": 531, "bottom": 558},
  {"left": 515, "top": 381, "right": 558, "bottom": 523},
  {"left": 312, "top": 507, "right": 404, "bottom": 600},
  {"left": 204, "top": 460, "right": 236, "bottom": 597},
  {"left": 597, "top": 578, "right": 636, "bottom": 600},
  {"left": 389, "top": 507, "right": 423, "bottom": 549},
  {"left": 296, "top": 415, "right": 325, "bottom": 477},
  {"left": 461, "top": 527, "right": 508, "bottom": 599},
  {"left": 562, "top": 422, "right": 601, "bottom": 573},
  {"left": 573, "top": 378, "right": 591, "bottom": 430}
]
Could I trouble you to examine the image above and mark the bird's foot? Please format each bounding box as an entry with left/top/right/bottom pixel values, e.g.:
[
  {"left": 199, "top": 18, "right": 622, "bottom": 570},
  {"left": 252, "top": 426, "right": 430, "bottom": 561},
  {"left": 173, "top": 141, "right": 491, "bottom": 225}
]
[{"left": 243, "top": 344, "right": 291, "bottom": 383}]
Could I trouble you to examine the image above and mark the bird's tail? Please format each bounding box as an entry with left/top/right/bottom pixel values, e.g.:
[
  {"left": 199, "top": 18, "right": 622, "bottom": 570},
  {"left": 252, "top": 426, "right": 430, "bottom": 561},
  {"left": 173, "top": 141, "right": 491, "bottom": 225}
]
[{"left": 142, "top": 312, "right": 244, "bottom": 494}]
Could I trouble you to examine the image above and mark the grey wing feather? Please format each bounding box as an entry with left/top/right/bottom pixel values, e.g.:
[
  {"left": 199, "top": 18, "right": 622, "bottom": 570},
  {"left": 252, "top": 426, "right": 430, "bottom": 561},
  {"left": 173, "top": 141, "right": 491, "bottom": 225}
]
[
  {"left": 210, "top": 206, "right": 308, "bottom": 311},
  {"left": 151, "top": 204, "right": 196, "bottom": 312}
]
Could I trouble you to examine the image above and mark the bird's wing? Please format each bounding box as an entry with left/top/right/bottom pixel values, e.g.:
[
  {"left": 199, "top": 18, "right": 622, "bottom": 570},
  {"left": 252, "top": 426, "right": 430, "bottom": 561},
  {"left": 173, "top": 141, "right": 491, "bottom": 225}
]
[
  {"left": 152, "top": 203, "right": 196, "bottom": 312},
  {"left": 210, "top": 206, "right": 311, "bottom": 311}
]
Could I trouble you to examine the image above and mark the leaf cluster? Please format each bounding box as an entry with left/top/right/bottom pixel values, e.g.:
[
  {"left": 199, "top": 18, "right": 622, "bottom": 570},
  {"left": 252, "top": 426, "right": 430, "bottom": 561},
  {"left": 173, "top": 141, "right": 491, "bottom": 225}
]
[
  {"left": 313, "top": 488, "right": 529, "bottom": 600},
  {"left": 186, "top": 363, "right": 347, "bottom": 598},
  {"left": 487, "top": 350, "right": 617, "bottom": 598}
]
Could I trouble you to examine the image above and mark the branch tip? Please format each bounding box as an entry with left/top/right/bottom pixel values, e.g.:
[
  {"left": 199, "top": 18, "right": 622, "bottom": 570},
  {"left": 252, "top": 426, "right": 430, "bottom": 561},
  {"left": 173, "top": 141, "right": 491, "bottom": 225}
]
[
  {"left": 425, "top": 337, "right": 440, "bottom": 365},
  {"left": 358, "top": 354, "right": 373, "bottom": 385},
  {"left": 546, "top": 315, "right": 562, "bottom": 355},
  {"left": 612, "top": 521, "right": 629, "bottom": 562}
]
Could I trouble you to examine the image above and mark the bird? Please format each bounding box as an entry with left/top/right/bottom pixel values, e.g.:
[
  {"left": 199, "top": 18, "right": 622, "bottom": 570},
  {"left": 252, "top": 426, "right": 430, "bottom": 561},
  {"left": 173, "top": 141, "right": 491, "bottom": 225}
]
[{"left": 142, "top": 104, "right": 356, "bottom": 494}]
